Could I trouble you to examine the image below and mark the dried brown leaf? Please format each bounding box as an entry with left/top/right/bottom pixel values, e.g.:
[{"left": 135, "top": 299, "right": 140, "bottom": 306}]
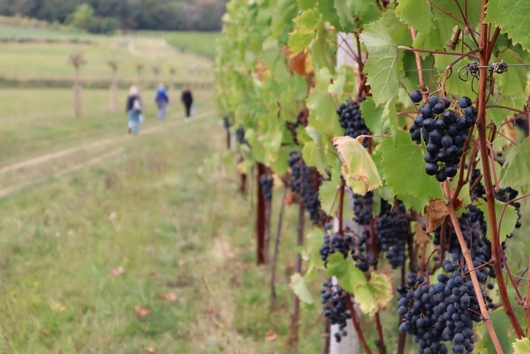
[
  {"left": 424, "top": 199, "right": 448, "bottom": 232},
  {"left": 109, "top": 266, "right": 124, "bottom": 277},
  {"left": 145, "top": 347, "right": 156, "bottom": 354},
  {"left": 265, "top": 330, "right": 279, "bottom": 342},
  {"left": 157, "top": 293, "right": 177, "bottom": 302},
  {"left": 134, "top": 306, "right": 151, "bottom": 317}
]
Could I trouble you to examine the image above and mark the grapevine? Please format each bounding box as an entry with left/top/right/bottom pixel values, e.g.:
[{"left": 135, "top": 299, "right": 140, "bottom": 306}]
[{"left": 215, "top": 0, "right": 530, "bottom": 353}]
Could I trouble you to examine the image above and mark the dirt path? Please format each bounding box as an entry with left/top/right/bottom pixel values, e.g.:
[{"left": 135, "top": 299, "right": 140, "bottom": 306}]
[{"left": 0, "top": 110, "right": 214, "bottom": 198}]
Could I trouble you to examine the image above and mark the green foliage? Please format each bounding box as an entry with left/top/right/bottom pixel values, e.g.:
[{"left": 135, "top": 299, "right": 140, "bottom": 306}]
[
  {"left": 291, "top": 273, "right": 315, "bottom": 308},
  {"left": 485, "top": 0, "right": 530, "bottom": 52},
  {"left": 378, "top": 130, "right": 444, "bottom": 211},
  {"left": 513, "top": 338, "right": 530, "bottom": 354},
  {"left": 360, "top": 12, "right": 402, "bottom": 106},
  {"left": 500, "top": 138, "right": 530, "bottom": 190}
]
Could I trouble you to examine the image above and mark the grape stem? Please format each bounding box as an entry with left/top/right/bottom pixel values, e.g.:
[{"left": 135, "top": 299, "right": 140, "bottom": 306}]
[
  {"left": 476, "top": 0, "right": 525, "bottom": 337},
  {"left": 443, "top": 181, "right": 504, "bottom": 354}
]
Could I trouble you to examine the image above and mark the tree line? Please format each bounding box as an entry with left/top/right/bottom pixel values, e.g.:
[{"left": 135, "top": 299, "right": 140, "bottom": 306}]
[{"left": 0, "top": 0, "right": 226, "bottom": 33}]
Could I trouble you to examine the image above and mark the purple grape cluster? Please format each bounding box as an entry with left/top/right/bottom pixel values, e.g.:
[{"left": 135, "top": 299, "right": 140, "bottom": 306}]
[{"left": 409, "top": 91, "right": 477, "bottom": 182}]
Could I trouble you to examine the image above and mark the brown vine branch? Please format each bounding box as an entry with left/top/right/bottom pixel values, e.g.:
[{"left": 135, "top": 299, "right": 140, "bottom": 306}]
[
  {"left": 346, "top": 296, "right": 372, "bottom": 354},
  {"left": 526, "top": 257, "right": 530, "bottom": 337},
  {"left": 444, "top": 183, "right": 504, "bottom": 354},
  {"left": 476, "top": 0, "right": 525, "bottom": 338}
]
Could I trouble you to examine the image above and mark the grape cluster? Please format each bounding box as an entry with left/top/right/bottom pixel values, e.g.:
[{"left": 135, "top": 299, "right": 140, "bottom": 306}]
[
  {"left": 469, "top": 169, "right": 486, "bottom": 200},
  {"left": 409, "top": 91, "right": 477, "bottom": 182},
  {"left": 321, "top": 281, "right": 351, "bottom": 343},
  {"left": 259, "top": 175, "right": 273, "bottom": 201},
  {"left": 469, "top": 170, "right": 522, "bottom": 237},
  {"left": 433, "top": 205, "right": 495, "bottom": 282},
  {"left": 398, "top": 263, "right": 490, "bottom": 354},
  {"left": 352, "top": 192, "right": 373, "bottom": 225},
  {"left": 496, "top": 187, "right": 522, "bottom": 238},
  {"left": 236, "top": 125, "right": 248, "bottom": 145},
  {"left": 288, "top": 151, "right": 325, "bottom": 224},
  {"left": 318, "top": 226, "right": 371, "bottom": 272},
  {"left": 337, "top": 100, "right": 370, "bottom": 146},
  {"left": 376, "top": 201, "right": 408, "bottom": 269}
]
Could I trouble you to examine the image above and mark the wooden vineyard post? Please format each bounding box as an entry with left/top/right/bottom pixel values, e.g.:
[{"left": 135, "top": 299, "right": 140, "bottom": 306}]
[
  {"left": 270, "top": 185, "right": 287, "bottom": 310},
  {"left": 288, "top": 199, "right": 305, "bottom": 350},
  {"left": 256, "top": 162, "right": 267, "bottom": 264}
]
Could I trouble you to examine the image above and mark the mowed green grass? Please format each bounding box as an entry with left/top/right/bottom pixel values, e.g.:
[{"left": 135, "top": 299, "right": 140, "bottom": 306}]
[
  {"left": 166, "top": 31, "right": 220, "bottom": 58},
  {"left": 0, "top": 88, "right": 211, "bottom": 165},
  {"left": 0, "top": 27, "right": 212, "bottom": 81},
  {"left": 0, "top": 107, "right": 325, "bottom": 353}
]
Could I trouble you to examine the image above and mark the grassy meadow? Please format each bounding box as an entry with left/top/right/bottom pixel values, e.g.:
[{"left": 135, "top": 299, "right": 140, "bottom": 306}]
[
  {"left": 0, "top": 24, "right": 331, "bottom": 354},
  {"left": 0, "top": 27, "right": 212, "bottom": 83}
]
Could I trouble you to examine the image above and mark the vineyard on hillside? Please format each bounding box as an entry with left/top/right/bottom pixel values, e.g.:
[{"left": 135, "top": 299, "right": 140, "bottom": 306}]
[{"left": 215, "top": 0, "right": 530, "bottom": 353}]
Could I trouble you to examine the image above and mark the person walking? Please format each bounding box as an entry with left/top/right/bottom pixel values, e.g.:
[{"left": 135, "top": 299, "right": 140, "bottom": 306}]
[
  {"left": 181, "top": 86, "right": 193, "bottom": 121},
  {"left": 155, "top": 83, "right": 169, "bottom": 121},
  {"left": 126, "top": 86, "right": 143, "bottom": 135}
]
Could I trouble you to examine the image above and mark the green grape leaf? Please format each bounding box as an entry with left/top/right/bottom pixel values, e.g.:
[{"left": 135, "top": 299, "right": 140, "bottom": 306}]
[
  {"left": 495, "top": 48, "right": 527, "bottom": 96},
  {"left": 298, "top": 0, "right": 317, "bottom": 10},
  {"left": 395, "top": 0, "right": 432, "bottom": 34},
  {"left": 334, "top": 0, "right": 354, "bottom": 29},
  {"left": 413, "top": 20, "right": 455, "bottom": 56},
  {"left": 360, "top": 98, "right": 385, "bottom": 135},
  {"left": 332, "top": 136, "right": 383, "bottom": 195},
  {"left": 307, "top": 229, "right": 325, "bottom": 270},
  {"left": 434, "top": 54, "right": 475, "bottom": 98},
  {"left": 431, "top": 0, "right": 481, "bottom": 29},
  {"left": 319, "top": 170, "right": 341, "bottom": 217},
  {"left": 513, "top": 338, "right": 530, "bottom": 354},
  {"left": 500, "top": 138, "right": 530, "bottom": 189},
  {"left": 326, "top": 253, "right": 367, "bottom": 293},
  {"left": 288, "top": 28, "right": 315, "bottom": 53},
  {"left": 485, "top": 0, "right": 530, "bottom": 52},
  {"left": 294, "top": 9, "right": 320, "bottom": 29},
  {"left": 303, "top": 141, "right": 329, "bottom": 175},
  {"left": 476, "top": 306, "right": 525, "bottom": 354},
  {"left": 378, "top": 130, "right": 444, "bottom": 210},
  {"left": 361, "top": 13, "right": 400, "bottom": 106},
  {"left": 290, "top": 273, "right": 315, "bottom": 308},
  {"left": 477, "top": 199, "right": 518, "bottom": 242}
]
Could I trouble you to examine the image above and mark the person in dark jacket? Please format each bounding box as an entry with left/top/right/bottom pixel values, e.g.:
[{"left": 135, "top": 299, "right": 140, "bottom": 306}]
[
  {"left": 126, "top": 86, "right": 142, "bottom": 134},
  {"left": 181, "top": 86, "right": 193, "bottom": 120},
  {"left": 155, "top": 83, "right": 169, "bottom": 121}
]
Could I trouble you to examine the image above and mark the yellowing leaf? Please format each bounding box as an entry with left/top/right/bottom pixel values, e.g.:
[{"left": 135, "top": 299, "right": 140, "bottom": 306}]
[
  {"left": 513, "top": 338, "right": 530, "bottom": 353},
  {"left": 355, "top": 272, "right": 393, "bottom": 315},
  {"left": 290, "top": 273, "right": 315, "bottom": 306},
  {"left": 332, "top": 136, "right": 382, "bottom": 195}
]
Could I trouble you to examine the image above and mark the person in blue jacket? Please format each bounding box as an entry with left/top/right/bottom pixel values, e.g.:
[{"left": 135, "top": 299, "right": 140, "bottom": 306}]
[
  {"left": 126, "top": 86, "right": 142, "bottom": 134},
  {"left": 155, "top": 83, "right": 169, "bottom": 121}
]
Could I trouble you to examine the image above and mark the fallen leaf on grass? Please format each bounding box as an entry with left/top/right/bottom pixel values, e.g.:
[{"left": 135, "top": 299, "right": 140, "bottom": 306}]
[
  {"left": 109, "top": 266, "right": 125, "bottom": 277},
  {"left": 157, "top": 292, "right": 177, "bottom": 302},
  {"left": 134, "top": 306, "right": 152, "bottom": 317},
  {"left": 265, "top": 330, "right": 279, "bottom": 342},
  {"left": 178, "top": 260, "right": 186, "bottom": 267},
  {"left": 150, "top": 272, "right": 162, "bottom": 279},
  {"left": 145, "top": 347, "right": 156, "bottom": 353},
  {"left": 284, "top": 192, "right": 295, "bottom": 206}
]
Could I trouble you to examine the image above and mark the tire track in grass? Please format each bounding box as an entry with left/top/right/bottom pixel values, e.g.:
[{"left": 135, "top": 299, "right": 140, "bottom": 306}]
[{"left": 0, "top": 109, "right": 214, "bottom": 199}]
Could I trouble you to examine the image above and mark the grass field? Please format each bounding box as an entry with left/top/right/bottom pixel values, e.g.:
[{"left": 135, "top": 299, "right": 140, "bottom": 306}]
[
  {"left": 0, "top": 94, "right": 332, "bottom": 353},
  {"left": 166, "top": 32, "right": 220, "bottom": 59},
  {"left": 0, "top": 27, "right": 213, "bottom": 82}
]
